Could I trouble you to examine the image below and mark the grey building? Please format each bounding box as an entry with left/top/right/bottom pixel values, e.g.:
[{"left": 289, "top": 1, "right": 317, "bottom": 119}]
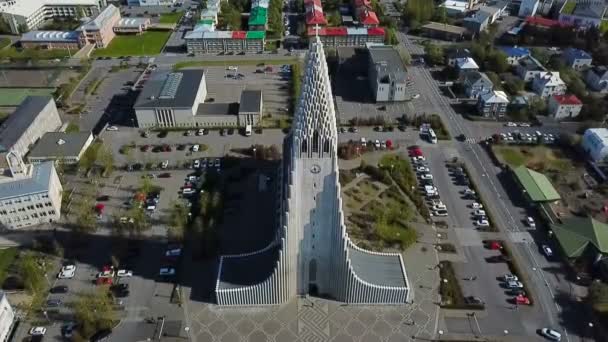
[
  {"left": 461, "top": 71, "right": 494, "bottom": 98},
  {"left": 367, "top": 46, "right": 407, "bottom": 102},
  {"left": 477, "top": 90, "right": 509, "bottom": 119},
  {"left": 585, "top": 66, "right": 608, "bottom": 92},
  {"left": 515, "top": 55, "right": 546, "bottom": 81},
  {"left": 238, "top": 90, "right": 263, "bottom": 126},
  {"left": 561, "top": 48, "right": 593, "bottom": 70},
  {"left": 0, "top": 96, "right": 62, "bottom": 161},
  {"left": 27, "top": 131, "right": 94, "bottom": 164},
  {"left": 463, "top": 10, "right": 491, "bottom": 35},
  {"left": 446, "top": 48, "right": 472, "bottom": 67}
]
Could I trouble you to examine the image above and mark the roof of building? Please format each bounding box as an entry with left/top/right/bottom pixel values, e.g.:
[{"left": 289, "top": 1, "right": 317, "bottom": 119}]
[
  {"left": 1, "top": 0, "right": 100, "bottom": 18},
  {"left": 551, "top": 217, "right": 608, "bottom": 258},
  {"left": 248, "top": 7, "right": 268, "bottom": 26},
  {"left": 480, "top": 90, "right": 509, "bottom": 103},
  {"left": 498, "top": 46, "right": 530, "bottom": 57},
  {"left": 456, "top": 57, "right": 479, "bottom": 69},
  {"left": 369, "top": 46, "right": 407, "bottom": 84},
  {"left": 217, "top": 245, "right": 280, "bottom": 290},
  {"left": 306, "top": 26, "right": 385, "bottom": 36},
  {"left": 446, "top": 48, "right": 471, "bottom": 59},
  {"left": 421, "top": 21, "right": 468, "bottom": 34},
  {"left": 588, "top": 65, "right": 608, "bottom": 79},
  {"left": 562, "top": 47, "right": 592, "bottom": 60},
  {"left": 561, "top": 0, "right": 606, "bottom": 19},
  {"left": 27, "top": 131, "right": 92, "bottom": 159},
  {"left": 462, "top": 70, "right": 493, "bottom": 87},
  {"left": 306, "top": 7, "right": 327, "bottom": 25},
  {"left": 21, "top": 30, "right": 80, "bottom": 43},
  {"left": 0, "top": 96, "right": 54, "bottom": 153},
  {"left": 518, "top": 55, "right": 545, "bottom": 71},
  {"left": 134, "top": 70, "right": 205, "bottom": 109},
  {"left": 511, "top": 165, "right": 561, "bottom": 202},
  {"left": 464, "top": 10, "right": 491, "bottom": 24},
  {"left": 195, "top": 102, "right": 238, "bottom": 116},
  {"left": 441, "top": 0, "right": 470, "bottom": 13},
  {"left": 535, "top": 72, "right": 565, "bottom": 87},
  {"left": 586, "top": 127, "right": 608, "bottom": 140},
  {"left": 239, "top": 90, "right": 262, "bottom": 113},
  {"left": 114, "top": 17, "right": 150, "bottom": 28},
  {"left": 525, "top": 16, "right": 565, "bottom": 28},
  {"left": 358, "top": 9, "right": 379, "bottom": 25},
  {"left": 78, "top": 4, "right": 119, "bottom": 31},
  {"left": 348, "top": 245, "right": 408, "bottom": 287},
  {"left": 552, "top": 94, "right": 582, "bottom": 105},
  {"left": 0, "top": 162, "right": 55, "bottom": 199}
]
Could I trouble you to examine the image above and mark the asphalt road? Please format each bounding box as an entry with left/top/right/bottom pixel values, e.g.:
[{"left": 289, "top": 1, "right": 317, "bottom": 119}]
[{"left": 399, "top": 32, "right": 585, "bottom": 341}]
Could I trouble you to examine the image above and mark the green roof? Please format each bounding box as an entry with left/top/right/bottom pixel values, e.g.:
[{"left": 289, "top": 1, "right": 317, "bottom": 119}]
[
  {"left": 246, "top": 31, "right": 266, "bottom": 39},
  {"left": 552, "top": 217, "right": 608, "bottom": 258},
  {"left": 561, "top": 0, "right": 576, "bottom": 14},
  {"left": 248, "top": 7, "right": 268, "bottom": 26},
  {"left": 512, "top": 165, "right": 561, "bottom": 202},
  {"left": 198, "top": 19, "right": 214, "bottom": 25}
]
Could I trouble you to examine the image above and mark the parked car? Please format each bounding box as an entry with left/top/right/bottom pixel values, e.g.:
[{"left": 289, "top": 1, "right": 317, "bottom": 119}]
[
  {"left": 50, "top": 285, "right": 68, "bottom": 294},
  {"left": 46, "top": 299, "right": 62, "bottom": 307},
  {"left": 420, "top": 174, "right": 433, "bottom": 180},
  {"left": 106, "top": 126, "right": 118, "bottom": 131},
  {"left": 505, "top": 122, "right": 517, "bottom": 127},
  {"left": 117, "top": 269, "right": 133, "bottom": 277},
  {"left": 542, "top": 245, "right": 553, "bottom": 257},
  {"left": 432, "top": 203, "right": 447, "bottom": 211},
  {"left": 473, "top": 209, "right": 486, "bottom": 217},
  {"left": 433, "top": 210, "right": 448, "bottom": 217},
  {"left": 503, "top": 274, "right": 518, "bottom": 282},
  {"left": 540, "top": 328, "right": 562, "bottom": 341},
  {"left": 526, "top": 216, "right": 536, "bottom": 228},
  {"left": 58, "top": 265, "right": 76, "bottom": 279},
  {"left": 464, "top": 296, "right": 484, "bottom": 305},
  {"left": 30, "top": 327, "right": 47, "bottom": 336},
  {"left": 470, "top": 202, "right": 483, "bottom": 209},
  {"left": 506, "top": 280, "right": 524, "bottom": 289},
  {"left": 475, "top": 219, "right": 489, "bottom": 227},
  {"left": 159, "top": 268, "right": 176, "bottom": 277}
]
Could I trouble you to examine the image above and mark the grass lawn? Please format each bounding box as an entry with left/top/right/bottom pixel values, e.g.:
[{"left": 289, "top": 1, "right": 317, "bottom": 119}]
[
  {"left": 159, "top": 11, "right": 184, "bottom": 24},
  {"left": 92, "top": 31, "right": 171, "bottom": 57},
  {"left": 0, "top": 88, "right": 55, "bottom": 107},
  {"left": 493, "top": 145, "right": 574, "bottom": 172},
  {"left": 0, "top": 38, "right": 11, "bottom": 49},
  {"left": 0, "top": 248, "right": 18, "bottom": 284}
]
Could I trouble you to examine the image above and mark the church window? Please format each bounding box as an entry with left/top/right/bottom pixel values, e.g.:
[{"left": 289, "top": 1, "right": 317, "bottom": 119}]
[{"left": 312, "top": 131, "right": 319, "bottom": 153}]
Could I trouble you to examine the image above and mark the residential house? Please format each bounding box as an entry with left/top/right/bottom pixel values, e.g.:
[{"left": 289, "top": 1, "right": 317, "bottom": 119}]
[
  {"left": 463, "top": 10, "right": 491, "bottom": 34},
  {"left": 516, "top": 55, "right": 546, "bottom": 81},
  {"left": 477, "top": 90, "right": 509, "bottom": 118},
  {"left": 585, "top": 66, "right": 608, "bottom": 92},
  {"left": 561, "top": 47, "right": 592, "bottom": 70},
  {"left": 532, "top": 72, "right": 566, "bottom": 98},
  {"left": 518, "top": 0, "right": 539, "bottom": 17},
  {"left": 558, "top": 0, "right": 607, "bottom": 29},
  {"left": 455, "top": 57, "right": 479, "bottom": 74},
  {"left": 461, "top": 71, "right": 494, "bottom": 98},
  {"left": 446, "top": 48, "right": 471, "bottom": 67},
  {"left": 498, "top": 46, "right": 530, "bottom": 65},
  {"left": 547, "top": 94, "right": 582, "bottom": 120}
]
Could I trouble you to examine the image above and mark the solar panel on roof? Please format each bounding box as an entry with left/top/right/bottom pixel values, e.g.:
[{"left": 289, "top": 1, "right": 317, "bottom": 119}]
[{"left": 159, "top": 73, "right": 183, "bottom": 99}]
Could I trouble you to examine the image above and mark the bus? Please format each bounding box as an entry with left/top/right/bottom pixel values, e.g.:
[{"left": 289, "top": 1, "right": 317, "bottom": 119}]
[
  {"left": 428, "top": 128, "right": 437, "bottom": 144},
  {"left": 245, "top": 124, "right": 252, "bottom": 136}
]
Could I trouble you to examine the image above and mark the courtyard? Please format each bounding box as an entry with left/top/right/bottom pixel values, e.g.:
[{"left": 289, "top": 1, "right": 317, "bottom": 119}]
[{"left": 91, "top": 31, "right": 172, "bottom": 57}]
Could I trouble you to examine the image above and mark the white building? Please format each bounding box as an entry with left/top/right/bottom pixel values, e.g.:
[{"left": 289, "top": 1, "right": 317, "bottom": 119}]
[
  {"left": 518, "top": 0, "right": 539, "bottom": 17},
  {"left": 0, "top": 0, "right": 105, "bottom": 34},
  {"left": 367, "top": 45, "right": 407, "bottom": 102},
  {"left": 547, "top": 94, "right": 582, "bottom": 120},
  {"left": 456, "top": 57, "right": 479, "bottom": 74},
  {"left": 583, "top": 128, "right": 608, "bottom": 162},
  {"left": 214, "top": 35, "right": 410, "bottom": 306},
  {"left": 0, "top": 292, "right": 14, "bottom": 342},
  {"left": 126, "top": 0, "right": 175, "bottom": 5},
  {"left": 477, "top": 90, "right": 509, "bottom": 119},
  {"left": 532, "top": 72, "right": 566, "bottom": 98}
]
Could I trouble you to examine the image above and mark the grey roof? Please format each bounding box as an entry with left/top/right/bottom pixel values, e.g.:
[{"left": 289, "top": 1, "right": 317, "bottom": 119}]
[
  {"left": 195, "top": 103, "right": 238, "bottom": 116},
  {"left": 27, "top": 132, "right": 91, "bottom": 159},
  {"left": 134, "top": 70, "right": 205, "bottom": 109},
  {"left": 217, "top": 245, "right": 280, "bottom": 290},
  {"left": 462, "top": 71, "right": 493, "bottom": 87},
  {"left": 446, "top": 48, "right": 471, "bottom": 60},
  {"left": 464, "top": 10, "right": 491, "bottom": 24},
  {"left": 239, "top": 90, "right": 262, "bottom": 113},
  {"left": 589, "top": 66, "right": 608, "bottom": 79},
  {"left": 21, "top": 30, "right": 80, "bottom": 43},
  {"left": 572, "top": 2, "right": 606, "bottom": 18},
  {"left": 78, "top": 4, "right": 119, "bottom": 31},
  {"left": 0, "top": 162, "right": 54, "bottom": 199},
  {"left": 0, "top": 96, "right": 53, "bottom": 153},
  {"left": 518, "top": 55, "right": 545, "bottom": 71},
  {"left": 114, "top": 18, "right": 149, "bottom": 28},
  {"left": 348, "top": 246, "right": 407, "bottom": 287},
  {"left": 368, "top": 46, "right": 407, "bottom": 84}
]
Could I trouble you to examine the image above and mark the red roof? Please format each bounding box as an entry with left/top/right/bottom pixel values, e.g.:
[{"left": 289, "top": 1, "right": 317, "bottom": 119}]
[
  {"left": 525, "top": 16, "right": 567, "bottom": 28},
  {"left": 552, "top": 94, "right": 582, "bottom": 105},
  {"left": 359, "top": 10, "right": 379, "bottom": 25},
  {"left": 354, "top": 0, "right": 371, "bottom": 7},
  {"left": 232, "top": 31, "right": 246, "bottom": 39},
  {"left": 367, "top": 27, "right": 385, "bottom": 36},
  {"left": 307, "top": 26, "right": 347, "bottom": 36},
  {"left": 306, "top": 10, "right": 327, "bottom": 25},
  {"left": 304, "top": 0, "right": 322, "bottom": 7}
]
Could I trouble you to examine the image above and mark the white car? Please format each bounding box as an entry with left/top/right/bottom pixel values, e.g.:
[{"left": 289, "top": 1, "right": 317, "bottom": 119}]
[
  {"left": 540, "top": 328, "right": 562, "bottom": 341},
  {"left": 159, "top": 268, "right": 176, "bottom": 277},
  {"left": 197, "top": 128, "right": 205, "bottom": 136},
  {"left": 412, "top": 94, "right": 420, "bottom": 99},
  {"left": 507, "top": 280, "right": 524, "bottom": 289},
  {"left": 192, "top": 144, "right": 200, "bottom": 152},
  {"left": 542, "top": 245, "right": 553, "bottom": 257},
  {"left": 227, "top": 66, "right": 238, "bottom": 71},
  {"left": 166, "top": 248, "right": 182, "bottom": 257},
  {"left": 505, "top": 122, "right": 517, "bottom": 127},
  {"left": 464, "top": 188, "right": 476, "bottom": 196},
  {"left": 475, "top": 219, "right": 489, "bottom": 227},
  {"left": 374, "top": 140, "right": 381, "bottom": 149},
  {"left": 431, "top": 199, "right": 444, "bottom": 206},
  {"left": 503, "top": 274, "right": 518, "bottom": 282},
  {"left": 214, "top": 158, "right": 221, "bottom": 168},
  {"left": 117, "top": 269, "right": 133, "bottom": 277},
  {"left": 433, "top": 210, "right": 448, "bottom": 217},
  {"left": 29, "top": 327, "right": 47, "bottom": 336},
  {"left": 412, "top": 156, "right": 426, "bottom": 163},
  {"left": 518, "top": 122, "right": 531, "bottom": 127},
  {"left": 58, "top": 265, "right": 76, "bottom": 279},
  {"left": 106, "top": 126, "right": 118, "bottom": 131},
  {"left": 470, "top": 202, "right": 483, "bottom": 209},
  {"left": 416, "top": 166, "right": 430, "bottom": 173},
  {"left": 420, "top": 173, "right": 433, "bottom": 180},
  {"left": 161, "top": 160, "right": 169, "bottom": 169},
  {"left": 432, "top": 203, "right": 447, "bottom": 211},
  {"left": 473, "top": 209, "right": 486, "bottom": 217},
  {"left": 193, "top": 159, "right": 200, "bottom": 169},
  {"left": 527, "top": 216, "right": 536, "bottom": 228}
]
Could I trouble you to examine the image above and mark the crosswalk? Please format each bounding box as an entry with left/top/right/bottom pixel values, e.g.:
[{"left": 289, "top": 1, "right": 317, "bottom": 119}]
[{"left": 464, "top": 137, "right": 477, "bottom": 144}]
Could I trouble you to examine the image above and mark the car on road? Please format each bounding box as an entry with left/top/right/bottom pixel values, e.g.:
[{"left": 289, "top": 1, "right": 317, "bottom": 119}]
[
  {"left": 420, "top": 174, "right": 433, "bottom": 180},
  {"left": 526, "top": 216, "right": 536, "bottom": 228},
  {"left": 50, "top": 285, "right": 68, "bottom": 294},
  {"left": 506, "top": 280, "right": 524, "bottom": 289},
  {"left": 58, "top": 265, "right": 76, "bottom": 279},
  {"left": 159, "top": 267, "right": 176, "bottom": 277},
  {"left": 464, "top": 296, "right": 484, "bottom": 305},
  {"left": 61, "top": 322, "right": 77, "bottom": 338},
  {"left": 473, "top": 209, "right": 486, "bottom": 217},
  {"left": 540, "top": 328, "right": 562, "bottom": 341},
  {"left": 542, "top": 245, "right": 553, "bottom": 257},
  {"left": 30, "top": 327, "right": 47, "bottom": 336},
  {"left": 433, "top": 210, "right": 448, "bottom": 217},
  {"left": 46, "top": 299, "right": 62, "bottom": 307},
  {"left": 192, "top": 144, "right": 200, "bottom": 152},
  {"left": 106, "top": 126, "right": 118, "bottom": 131},
  {"left": 505, "top": 122, "right": 517, "bottom": 127},
  {"left": 504, "top": 274, "right": 518, "bottom": 282},
  {"left": 518, "top": 122, "right": 531, "bottom": 127},
  {"left": 470, "top": 202, "right": 483, "bottom": 209},
  {"left": 416, "top": 166, "right": 430, "bottom": 173},
  {"left": 117, "top": 269, "right": 133, "bottom": 277},
  {"left": 474, "top": 219, "right": 489, "bottom": 227}
]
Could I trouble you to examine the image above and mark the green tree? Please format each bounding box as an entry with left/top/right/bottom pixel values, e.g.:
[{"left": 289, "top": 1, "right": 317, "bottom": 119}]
[
  {"left": 424, "top": 43, "right": 444, "bottom": 65},
  {"left": 530, "top": 47, "right": 550, "bottom": 65},
  {"left": 471, "top": 42, "right": 487, "bottom": 63},
  {"left": 79, "top": 142, "right": 99, "bottom": 172},
  {"left": 167, "top": 201, "right": 189, "bottom": 242},
  {"left": 219, "top": 3, "right": 241, "bottom": 30},
  {"left": 18, "top": 252, "right": 45, "bottom": 294},
  {"left": 504, "top": 78, "right": 524, "bottom": 95},
  {"left": 486, "top": 50, "right": 509, "bottom": 73},
  {"left": 328, "top": 12, "right": 341, "bottom": 26},
  {"left": 485, "top": 71, "right": 502, "bottom": 90},
  {"left": 0, "top": 17, "right": 11, "bottom": 34},
  {"left": 588, "top": 281, "right": 608, "bottom": 312},
  {"left": 74, "top": 288, "right": 117, "bottom": 339},
  {"left": 139, "top": 177, "right": 153, "bottom": 195},
  {"left": 528, "top": 97, "right": 547, "bottom": 117},
  {"left": 73, "top": 187, "right": 97, "bottom": 233},
  {"left": 98, "top": 145, "right": 114, "bottom": 176},
  {"left": 405, "top": 0, "right": 434, "bottom": 25}
]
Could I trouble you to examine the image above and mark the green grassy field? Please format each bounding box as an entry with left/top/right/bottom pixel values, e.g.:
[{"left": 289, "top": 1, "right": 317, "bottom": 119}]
[
  {"left": 493, "top": 145, "right": 573, "bottom": 172},
  {"left": 92, "top": 31, "right": 171, "bottom": 57},
  {"left": 159, "top": 12, "right": 184, "bottom": 24},
  {"left": 0, "top": 38, "right": 11, "bottom": 49},
  {"left": 0, "top": 88, "right": 56, "bottom": 107},
  {"left": 0, "top": 248, "right": 18, "bottom": 284}
]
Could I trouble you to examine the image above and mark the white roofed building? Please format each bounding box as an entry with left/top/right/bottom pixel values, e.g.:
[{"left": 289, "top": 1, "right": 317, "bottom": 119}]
[
  {"left": 20, "top": 30, "right": 81, "bottom": 50},
  {"left": 113, "top": 17, "right": 150, "bottom": 34},
  {"left": 532, "top": 72, "right": 566, "bottom": 98},
  {"left": 477, "top": 90, "right": 509, "bottom": 119}
]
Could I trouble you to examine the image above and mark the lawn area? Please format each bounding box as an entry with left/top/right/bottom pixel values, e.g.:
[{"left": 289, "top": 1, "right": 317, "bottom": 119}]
[
  {"left": 92, "top": 31, "right": 171, "bottom": 57},
  {"left": 0, "top": 47, "right": 70, "bottom": 60},
  {"left": 159, "top": 11, "right": 184, "bottom": 24},
  {"left": 0, "top": 248, "right": 18, "bottom": 284},
  {"left": 492, "top": 145, "right": 574, "bottom": 172},
  {"left": 0, "top": 88, "right": 55, "bottom": 107},
  {"left": 0, "top": 38, "right": 11, "bottom": 49}
]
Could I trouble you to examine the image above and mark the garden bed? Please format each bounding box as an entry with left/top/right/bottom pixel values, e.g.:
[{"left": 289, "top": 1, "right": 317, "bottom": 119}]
[{"left": 439, "top": 261, "right": 484, "bottom": 310}]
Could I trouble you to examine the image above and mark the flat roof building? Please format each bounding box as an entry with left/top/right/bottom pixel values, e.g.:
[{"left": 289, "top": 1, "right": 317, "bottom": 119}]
[
  {"left": 367, "top": 45, "right": 407, "bottom": 102},
  {"left": 0, "top": 292, "right": 14, "bottom": 342},
  {"left": 421, "top": 21, "right": 469, "bottom": 41},
  {"left": 27, "top": 131, "right": 94, "bottom": 164},
  {"left": 20, "top": 30, "right": 81, "bottom": 50},
  {"left": 238, "top": 90, "right": 263, "bottom": 126},
  {"left": 185, "top": 30, "right": 265, "bottom": 55}
]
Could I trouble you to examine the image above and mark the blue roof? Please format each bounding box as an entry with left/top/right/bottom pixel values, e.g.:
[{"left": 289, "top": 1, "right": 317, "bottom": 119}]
[
  {"left": 498, "top": 46, "right": 530, "bottom": 57},
  {"left": 563, "top": 47, "right": 592, "bottom": 60},
  {"left": 0, "top": 162, "right": 54, "bottom": 200}
]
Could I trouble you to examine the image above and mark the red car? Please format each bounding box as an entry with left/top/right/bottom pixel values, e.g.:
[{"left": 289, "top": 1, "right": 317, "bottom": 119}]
[
  {"left": 163, "top": 145, "right": 172, "bottom": 152},
  {"left": 515, "top": 295, "right": 530, "bottom": 305}
]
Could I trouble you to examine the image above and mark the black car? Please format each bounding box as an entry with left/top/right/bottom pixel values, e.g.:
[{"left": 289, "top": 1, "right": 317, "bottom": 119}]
[
  {"left": 96, "top": 195, "right": 109, "bottom": 202},
  {"left": 50, "top": 285, "right": 68, "bottom": 294},
  {"left": 508, "top": 289, "right": 526, "bottom": 296},
  {"left": 157, "top": 131, "right": 168, "bottom": 138},
  {"left": 220, "top": 129, "right": 225, "bottom": 136},
  {"left": 90, "top": 329, "right": 112, "bottom": 342},
  {"left": 398, "top": 125, "right": 406, "bottom": 131},
  {"left": 46, "top": 299, "right": 62, "bottom": 307},
  {"left": 227, "top": 128, "right": 235, "bottom": 135},
  {"left": 378, "top": 105, "right": 387, "bottom": 111},
  {"left": 111, "top": 283, "right": 129, "bottom": 292}
]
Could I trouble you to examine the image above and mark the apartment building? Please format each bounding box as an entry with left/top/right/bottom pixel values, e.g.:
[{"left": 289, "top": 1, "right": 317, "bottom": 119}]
[
  {"left": 0, "top": 292, "right": 14, "bottom": 342},
  {"left": 185, "top": 30, "right": 265, "bottom": 54},
  {"left": 77, "top": 4, "right": 121, "bottom": 48},
  {"left": 20, "top": 30, "right": 80, "bottom": 50},
  {"left": 0, "top": 0, "right": 104, "bottom": 34}
]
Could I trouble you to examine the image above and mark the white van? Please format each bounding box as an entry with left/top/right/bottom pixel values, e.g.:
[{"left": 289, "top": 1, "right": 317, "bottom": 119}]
[
  {"left": 146, "top": 204, "right": 156, "bottom": 211},
  {"left": 182, "top": 188, "right": 195, "bottom": 195},
  {"left": 245, "top": 124, "right": 252, "bottom": 136}
]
